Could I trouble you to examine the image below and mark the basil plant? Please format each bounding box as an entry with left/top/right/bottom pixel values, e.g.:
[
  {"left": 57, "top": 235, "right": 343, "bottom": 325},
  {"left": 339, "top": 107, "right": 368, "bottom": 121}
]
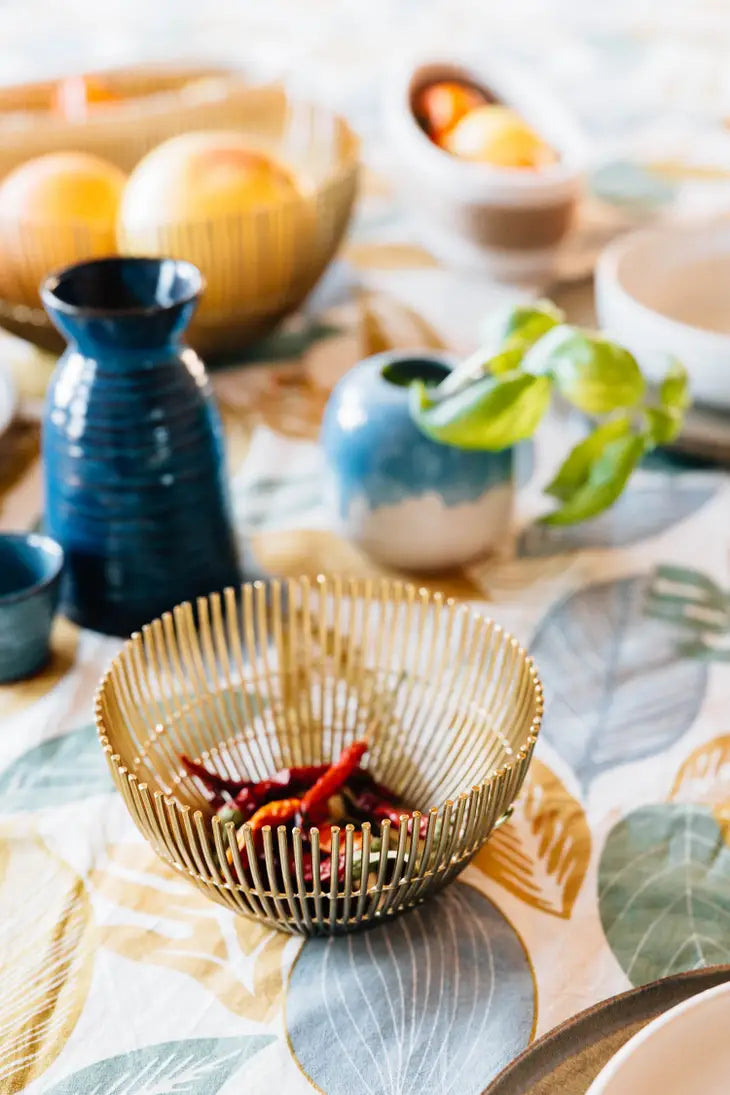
[{"left": 409, "top": 301, "right": 690, "bottom": 525}]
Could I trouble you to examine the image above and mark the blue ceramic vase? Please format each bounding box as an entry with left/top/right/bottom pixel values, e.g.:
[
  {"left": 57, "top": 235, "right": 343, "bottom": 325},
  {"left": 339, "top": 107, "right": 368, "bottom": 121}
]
[
  {"left": 321, "top": 351, "right": 514, "bottom": 571},
  {"left": 41, "top": 256, "right": 241, "bottom": 636}
]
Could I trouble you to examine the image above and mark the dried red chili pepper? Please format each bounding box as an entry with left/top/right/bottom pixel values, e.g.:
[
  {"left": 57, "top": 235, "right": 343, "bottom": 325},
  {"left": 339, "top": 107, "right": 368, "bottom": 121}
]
[
  {"left": 287, "top": 764, "right": 331, "bottom": 786},
  {"left": 300, "top": 740, "right": 368, "bottom": 823},
  {"left": 347, "top": 767, "right": 400, "bottom": 802},
  {"left": 245, "top": 764, "right": 331, "bottom": 806},
  {"left": 229, "top": 797, "right": 303, "bottom": 871},
  {"left": 248, "top": 797, "right": 302, "bottom": 831},
  {"left": 183, "top": 756, "right": 331, "bottom": 801},
  {"left": 313, "top": 823, "right": 335, "bottom": 855},
  {"left": 347, "top": 787, "right": 430, "bottom": 838},
  {"left": 180, "top": 755, "right": 250, "bottom": 798}
]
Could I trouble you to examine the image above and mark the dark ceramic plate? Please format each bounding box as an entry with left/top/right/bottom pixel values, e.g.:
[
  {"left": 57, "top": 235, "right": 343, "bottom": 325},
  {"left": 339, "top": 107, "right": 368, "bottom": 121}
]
[{"left": 484, "top": 965, "right": 730, "bottom": 1095}]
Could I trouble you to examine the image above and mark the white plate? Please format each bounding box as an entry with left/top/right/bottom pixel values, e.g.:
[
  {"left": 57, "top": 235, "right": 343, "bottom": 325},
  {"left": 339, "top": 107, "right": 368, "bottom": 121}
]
[
  {"left": 596, "top": 217, "right": 730, "bottom": 411},
  {"left": 587, "top": 980, "right": 730, "bottom": 1095}
]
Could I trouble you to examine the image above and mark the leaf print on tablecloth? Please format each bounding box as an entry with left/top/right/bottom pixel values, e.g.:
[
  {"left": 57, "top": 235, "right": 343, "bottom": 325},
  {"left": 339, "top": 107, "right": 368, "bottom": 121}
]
[
  {"left": 286, "top": 883, "right": 535, "bottom": 1095},
  {"left": 91, "top": 844, "right": 287, "bottom": 1021},
  {"left": 0, "top": 723, "right": 113, "bottom": 812},
  {"left": 235, "top": 472, "right": 324, "bottom": 530},
  {"left": 670, "top": 735, "right": 730, "bottom": 840},
  {"left": 0, "top": 829, "right": 93, "bottom": 1090},
  {"left": 473, "top": 758, "right": 591, "bottom": 918},
  {"left": 360, "top": 291, "right": 447, "bottom": 357},
  {"left": 646, "top": 565, "right": 730, "bottom": 662},
  {"left": 598, "top": 804, "right": 730, "bottom": 986},
  {"left": 44, "top": 1034, "right": 275, "bottom": 1095},
  {"left": 251, "top": 526, "right": 488, "bottom": 601},
  {"left": 0, "top": 617, "right": 78, "bottom": 719},
  {"left": 530, "top": 575, "right": 707, "bottom": 792},
  {"left": 518, "top": 478, "right": 716, "bottom": 557}
]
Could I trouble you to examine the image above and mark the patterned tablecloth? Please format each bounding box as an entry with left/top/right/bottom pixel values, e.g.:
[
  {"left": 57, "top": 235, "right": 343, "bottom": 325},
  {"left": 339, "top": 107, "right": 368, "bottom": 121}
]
[{"left": 1, "top": 26, "right": 730, "bottom": 1091}]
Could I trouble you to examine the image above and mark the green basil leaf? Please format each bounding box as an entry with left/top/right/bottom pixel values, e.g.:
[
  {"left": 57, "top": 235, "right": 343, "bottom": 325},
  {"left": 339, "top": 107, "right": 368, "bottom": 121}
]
[
  {"left": 645, "top": 406, "right": 683, "bottom": 445},
  {"left": 542, "top": 433, "right": 647, "bottom": 525},
  {"left": 545, "top": 415, "right": 632, "bottom": 501},
  {"left": 436, "top": 344, "right": 524, "bottom": 399},
  {"left": 480, "top": 299, "right": 565, "bottom": 349},
  {"left": 410, "top": 371, "right": 552, "bottom": 450},
  {"left": 488, "top": 346, "right": 526, "bottom": 375},
  {"left": 660, "top": 358, "right": 690, "bottom": 412},
  {"left": 525, "top": 326, "right": 646, "bottom": 414}
]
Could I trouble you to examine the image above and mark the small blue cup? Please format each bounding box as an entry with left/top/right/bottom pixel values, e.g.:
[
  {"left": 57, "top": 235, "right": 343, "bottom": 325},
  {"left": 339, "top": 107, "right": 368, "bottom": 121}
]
[{"left": 0, "top": 533, "right": 64, "bottom": 683}]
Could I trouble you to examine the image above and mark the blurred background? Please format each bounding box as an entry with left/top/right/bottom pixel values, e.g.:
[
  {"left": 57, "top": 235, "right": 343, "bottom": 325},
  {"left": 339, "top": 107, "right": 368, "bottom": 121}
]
[{"left": 4, "top": 0, "right": 730, "bottom": 142}]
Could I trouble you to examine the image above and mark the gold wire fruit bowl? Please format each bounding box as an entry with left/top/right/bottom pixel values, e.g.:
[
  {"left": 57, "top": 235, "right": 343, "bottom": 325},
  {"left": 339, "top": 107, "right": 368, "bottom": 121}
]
[
  {"left": 0, "top": 79, "right": 359, "bottom": 358},
  {"left": 95, "top": 576, "right": 543, "bottom": 936}
]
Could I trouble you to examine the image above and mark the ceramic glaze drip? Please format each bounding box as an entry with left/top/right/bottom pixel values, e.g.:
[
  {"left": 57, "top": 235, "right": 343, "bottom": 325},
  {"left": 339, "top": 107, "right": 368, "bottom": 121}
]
[
  {"left": 321, "top": 352, "right": 514, "bottom": 571},
  {"left": 42, "top": 257, "right": 240, "bottom": 636}
]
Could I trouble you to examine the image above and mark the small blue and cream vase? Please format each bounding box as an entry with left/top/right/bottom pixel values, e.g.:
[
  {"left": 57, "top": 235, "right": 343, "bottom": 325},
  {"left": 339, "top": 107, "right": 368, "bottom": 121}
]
[{"left": 321, "top": 351, "right": 514, "bottom": 571}]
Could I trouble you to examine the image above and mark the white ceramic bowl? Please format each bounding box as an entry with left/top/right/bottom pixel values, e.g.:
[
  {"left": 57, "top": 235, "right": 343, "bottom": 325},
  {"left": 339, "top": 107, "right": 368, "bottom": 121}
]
[
  {"left": 596, "top": 218, "right": 730, "bottom": 410},
  {"left": 383, "top": 54, "right": 586, "bottom": 281},
  {"left": 587, "top": 980, "right": 730, "bottom": 1095}
]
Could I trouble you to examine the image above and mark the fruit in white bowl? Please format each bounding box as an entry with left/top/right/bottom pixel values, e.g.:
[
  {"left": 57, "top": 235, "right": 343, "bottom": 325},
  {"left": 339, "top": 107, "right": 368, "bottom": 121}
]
[
  {"left": 0, "top": 151, "right": 126, "bottom": 304},
  {"left": 443, "top": 105, "right": 557, "bottom": 169},
  {"left": 413, "top": 80, "right": 487, "bottom": 144}
]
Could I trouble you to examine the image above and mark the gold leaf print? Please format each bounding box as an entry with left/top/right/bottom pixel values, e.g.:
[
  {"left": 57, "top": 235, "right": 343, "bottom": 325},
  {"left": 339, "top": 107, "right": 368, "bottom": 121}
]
[
  {"left": 250, "top": 527, "right": 487, "bottom": 602},
  {"left": 670, "top": 735, "right": 730, "bottom": 841},
  {"left": 91, "top": 844, "right": 287, "bottom": 1021},
  {"left": 346, "top": 241, "right": 440, "bottom": 271},
  {"left": 0, "top": 829, "right": 93, "bottom": 1093},
  {"left": 216, "top": 366, "right": 330, "bottom": 444},
  {"left": 0, "top": 617, "right": 79, "bottom": 720},
  {"left": 359, "top": 292, "right": 447, "bottom": 358},
  {"left": 217, "top": 396, "right": 253, "bottom": 475},
  {"left": 0, "top": 417, "right": 40, "bottom": 519},
  {"left": 473, "top": 758, "right": 591, "bottom": 918}
]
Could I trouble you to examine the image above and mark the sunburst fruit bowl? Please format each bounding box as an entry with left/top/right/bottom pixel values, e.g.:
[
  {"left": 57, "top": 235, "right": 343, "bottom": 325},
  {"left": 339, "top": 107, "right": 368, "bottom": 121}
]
[
  {"left": 0, "top": 82, "right": 359, "bottom": 357},
  {"left": 95, "top": 576, "right": 542, "bottom": 936}
]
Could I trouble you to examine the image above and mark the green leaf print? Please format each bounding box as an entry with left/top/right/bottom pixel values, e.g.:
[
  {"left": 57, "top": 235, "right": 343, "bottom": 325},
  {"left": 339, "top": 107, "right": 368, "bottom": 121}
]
[
  {"left": 0, "top": 724, "right": 113, "bottom": 812},
  {"left": 598, "top": 804, "right": 730, "bottom": 986},
  {"left": 646, "top": 565, "right": 730, "bottom": 662},
  {"left": 45, "top": 1034, "right": 275, "bottom": 1094},
  {"left": 530, "top": 576, "right": 707, "bottom": 792},
  {"left": 518, "top": 477, "right": 716, "bottom": 557},
  {"left": 287, "top": 883, "right": 535, "bottom": 1094}
]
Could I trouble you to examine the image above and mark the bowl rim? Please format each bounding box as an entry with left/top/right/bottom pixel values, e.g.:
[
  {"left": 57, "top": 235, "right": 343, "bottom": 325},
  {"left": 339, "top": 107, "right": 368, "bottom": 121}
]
[
  {"left": 596, "top": 217, "right": 730, "bottom": 348},
  {"left": 94, "top": 575, "right": 544, "bottom": 894},
  {"left": 0, "top": 531, "right": 64, "bottom": 605},
  {"left": 585, "top": 980, "right": 730, "bottom": 1095},
  {"left": 40, "top": 255, "right": 205, "bottom": 320}
]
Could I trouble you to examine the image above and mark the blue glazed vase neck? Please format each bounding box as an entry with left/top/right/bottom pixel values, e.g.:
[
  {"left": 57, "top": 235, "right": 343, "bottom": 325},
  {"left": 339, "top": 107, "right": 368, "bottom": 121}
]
[
  {"left": 45, "top": 300, "right": 197, "bottom": 359},
  {"left": 42, "top": 256, "right": 202, "bottom": 357}
]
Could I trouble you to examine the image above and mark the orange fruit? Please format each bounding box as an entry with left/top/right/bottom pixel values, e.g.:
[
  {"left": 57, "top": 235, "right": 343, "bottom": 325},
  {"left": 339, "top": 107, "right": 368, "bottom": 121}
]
[
  {"left": 414, "top": 80, "right": 487, "bottom": 143},
  {"left": 119, "top": 131, "right": 300, "bottom": 226},
  {"left": 0, "top": 152, "right": 126, "bottom": 303},
  {"left": 443, "top": 105, "right": 557, "bottom": 169},
  {"left": 118, "top": 131, "right": 309, "bottom": 323}
]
